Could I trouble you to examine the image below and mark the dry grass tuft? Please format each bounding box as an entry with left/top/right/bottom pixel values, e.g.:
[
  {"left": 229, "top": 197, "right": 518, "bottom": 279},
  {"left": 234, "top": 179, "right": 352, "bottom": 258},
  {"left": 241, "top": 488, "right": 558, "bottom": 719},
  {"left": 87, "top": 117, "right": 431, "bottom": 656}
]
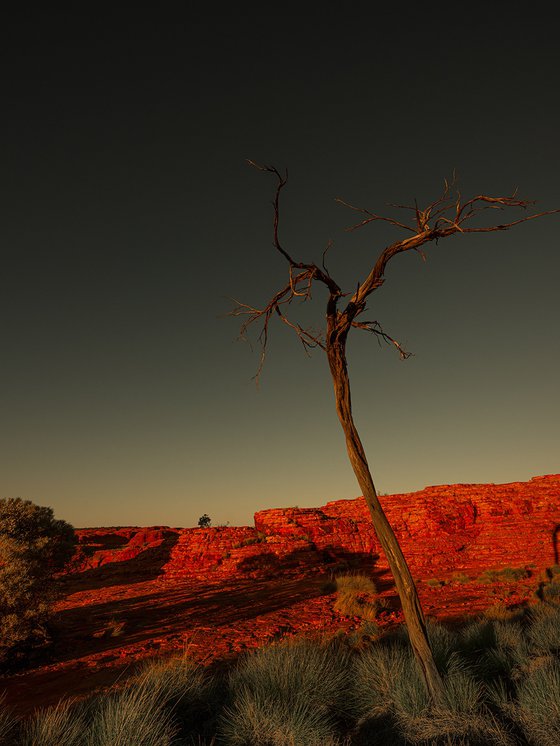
[{"left": 333, "top": 574, "right": 378, "bottom": 622}]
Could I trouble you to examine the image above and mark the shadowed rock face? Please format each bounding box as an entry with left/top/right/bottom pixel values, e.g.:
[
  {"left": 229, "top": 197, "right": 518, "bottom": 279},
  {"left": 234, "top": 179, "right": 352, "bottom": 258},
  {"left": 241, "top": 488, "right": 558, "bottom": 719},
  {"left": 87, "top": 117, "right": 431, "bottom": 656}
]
[{"left": 71, "top": 475, "right": 560, "bottom": 580}]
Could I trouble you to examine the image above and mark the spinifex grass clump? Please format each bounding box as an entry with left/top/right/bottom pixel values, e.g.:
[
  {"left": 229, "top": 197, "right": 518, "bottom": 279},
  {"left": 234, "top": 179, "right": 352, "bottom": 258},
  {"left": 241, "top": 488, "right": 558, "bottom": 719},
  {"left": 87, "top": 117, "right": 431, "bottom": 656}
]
[
  {"left": 476, "top": 567, "right": 528, "bottom": 584},
  {"left": 8, "top": 598, "right": 560, "bottom": 745},
  {"left": 483, "top": 603, "right": 525, "bottom": 622},
  {"left": 334, "top": 573, "right": 379, "bottom": 622},
  {"left": 349, "top": 619, "right": 515, "bottom": 746},
  {"left": 8, "top": 656, "right": 218, "bottom": 746},
  {"left": 84, "top": 681, "right": 178, "bottom": 746},
  {"left": 540, "top": 577, "right": 560, "bottom": 605},
  {"left": 19, "top": 699, "right": 86, "bottom": 746},
  {"left": 132, "top": 654, "right": 219, "bottom": 737},
  {"left": 514, "top": 660, "right": 560, "bottom": 746},
  {"left": 219, "top": 636, "right": 352, "bottom": 746},
  {"left": 0, "top": 693, "right": 17, "bottom": 744},
  {"left": 526, "top": 603, "right": 560, "bottom": 654}
]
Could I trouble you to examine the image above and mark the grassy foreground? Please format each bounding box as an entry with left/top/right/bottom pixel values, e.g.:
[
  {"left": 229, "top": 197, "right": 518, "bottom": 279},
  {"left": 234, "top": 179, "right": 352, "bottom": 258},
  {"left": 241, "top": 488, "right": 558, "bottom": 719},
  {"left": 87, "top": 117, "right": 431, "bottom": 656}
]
[{"left": 3, "top": 579, "right": 560, "bottom": 744}]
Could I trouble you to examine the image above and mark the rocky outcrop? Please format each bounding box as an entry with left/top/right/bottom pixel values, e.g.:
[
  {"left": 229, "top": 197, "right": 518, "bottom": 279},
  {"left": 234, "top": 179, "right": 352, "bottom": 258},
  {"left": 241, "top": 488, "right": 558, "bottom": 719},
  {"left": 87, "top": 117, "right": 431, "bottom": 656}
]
[
  {"left": 72, "top": 527, "right": 176, "bottom": 571},
  {"left": 71, "top": 475, "right": 560, "bottom": 581}
]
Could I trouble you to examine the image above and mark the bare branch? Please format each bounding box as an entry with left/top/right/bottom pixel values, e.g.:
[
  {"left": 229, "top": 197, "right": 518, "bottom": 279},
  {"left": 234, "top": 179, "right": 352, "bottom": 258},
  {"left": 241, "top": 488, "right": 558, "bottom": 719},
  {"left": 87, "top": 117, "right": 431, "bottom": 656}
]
[
  {"left": 275, "top": 306, "right": 325, "bottom": 352},
  {"left": 322, "top": 240, "right": 333, "bottom": 277},
  {"left": 336, "top": 197, "right": 417, "bottom": 233},
  {"left": 343, "top": 184, "right": 560, "bottom": 313},
  {"left": 351, "top": 319, "right": 413, "bottom": 360},
  {"left": 228, "top": 264, "right": 326, "bottom": 381},
  {"left": 456, "top": 209, "right": 560, "bottom": 232},
  {"left": 235, "top": 165, "right": 559, "bottom": 380}
]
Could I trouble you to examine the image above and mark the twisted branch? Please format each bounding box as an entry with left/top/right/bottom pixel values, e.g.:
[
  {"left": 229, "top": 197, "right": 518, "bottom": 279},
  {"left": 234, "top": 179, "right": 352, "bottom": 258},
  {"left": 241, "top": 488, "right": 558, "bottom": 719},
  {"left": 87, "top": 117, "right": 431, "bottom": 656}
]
[{"left": 233, "top": 164, "right": 559, "bottom": 380}]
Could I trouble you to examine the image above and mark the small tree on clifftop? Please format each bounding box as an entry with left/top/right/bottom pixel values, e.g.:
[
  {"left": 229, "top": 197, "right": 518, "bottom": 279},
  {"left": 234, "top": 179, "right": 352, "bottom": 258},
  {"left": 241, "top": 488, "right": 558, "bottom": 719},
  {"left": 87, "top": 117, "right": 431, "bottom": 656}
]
[
  {"left": 0, "top": 497, "right": 76, "bottom": 668},
  {"left": 231, "top": 164, "right": 559, "bottom": 702}
]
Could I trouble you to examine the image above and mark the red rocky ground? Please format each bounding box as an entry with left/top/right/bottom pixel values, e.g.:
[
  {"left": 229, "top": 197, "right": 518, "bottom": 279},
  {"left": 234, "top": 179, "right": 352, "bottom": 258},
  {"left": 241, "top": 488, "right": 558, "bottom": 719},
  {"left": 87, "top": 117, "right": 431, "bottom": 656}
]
[{"left": 1, "top": 474, "right": 559, "bottom": 715}]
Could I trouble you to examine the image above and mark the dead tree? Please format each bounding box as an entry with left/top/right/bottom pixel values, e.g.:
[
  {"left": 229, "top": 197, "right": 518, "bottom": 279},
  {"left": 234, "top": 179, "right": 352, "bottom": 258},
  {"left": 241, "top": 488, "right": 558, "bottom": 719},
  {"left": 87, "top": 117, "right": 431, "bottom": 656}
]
[{"left": 231, "top": 163, "right": 559, "bottom": 703}]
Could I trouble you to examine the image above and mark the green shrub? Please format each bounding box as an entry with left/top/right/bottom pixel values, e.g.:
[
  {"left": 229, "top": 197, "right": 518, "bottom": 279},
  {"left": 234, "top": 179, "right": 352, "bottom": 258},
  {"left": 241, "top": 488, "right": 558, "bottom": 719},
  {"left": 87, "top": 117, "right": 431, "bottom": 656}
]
[
  {"left": 0, "top": 498, "right": 76, "bottom": 667},
  {"left": 219, "top": 636, "right": 351, "bottom": 745}
]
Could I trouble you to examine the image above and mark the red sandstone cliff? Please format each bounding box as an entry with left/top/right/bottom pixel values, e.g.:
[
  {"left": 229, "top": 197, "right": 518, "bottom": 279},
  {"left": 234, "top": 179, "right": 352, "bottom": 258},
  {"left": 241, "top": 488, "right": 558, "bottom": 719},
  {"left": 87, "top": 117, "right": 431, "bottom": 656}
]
[{"left": 72, "top": 475, "right": 560, "bottom": 581}]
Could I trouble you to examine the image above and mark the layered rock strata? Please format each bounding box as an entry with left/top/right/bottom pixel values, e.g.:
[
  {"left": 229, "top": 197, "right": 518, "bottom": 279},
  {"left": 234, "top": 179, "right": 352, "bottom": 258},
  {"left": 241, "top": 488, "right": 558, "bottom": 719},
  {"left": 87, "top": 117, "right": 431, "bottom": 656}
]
[
  {"left": 73, "top": 475, "right": 560, "bottom": 581},
  {"left": 162, "top": 474, "right": 560, "bottom": 579}
]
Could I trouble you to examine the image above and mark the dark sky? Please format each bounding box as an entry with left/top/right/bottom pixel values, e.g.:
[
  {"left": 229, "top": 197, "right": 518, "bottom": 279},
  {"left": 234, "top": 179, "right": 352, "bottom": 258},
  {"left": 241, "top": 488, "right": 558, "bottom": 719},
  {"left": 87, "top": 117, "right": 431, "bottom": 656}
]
[{"left": 2, "top": 10, "right": 559, "bottom": 528}]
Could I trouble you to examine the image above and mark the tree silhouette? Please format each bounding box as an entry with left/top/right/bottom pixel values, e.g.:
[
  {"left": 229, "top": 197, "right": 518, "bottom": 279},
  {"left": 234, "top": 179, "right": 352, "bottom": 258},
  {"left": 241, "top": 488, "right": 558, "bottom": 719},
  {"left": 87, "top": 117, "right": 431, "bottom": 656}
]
[
  {"left": 198, "top": 514, "right": 211, "bottom": 528},
  {"left": 231, "top": 163, "right": 559, "bottom": 702}
]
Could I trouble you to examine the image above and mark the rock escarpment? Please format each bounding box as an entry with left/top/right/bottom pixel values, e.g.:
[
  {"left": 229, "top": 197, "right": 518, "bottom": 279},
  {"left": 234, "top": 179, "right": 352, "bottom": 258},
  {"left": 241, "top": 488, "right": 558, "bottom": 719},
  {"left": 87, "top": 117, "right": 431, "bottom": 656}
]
[
  {"left": 163, "top": 474, "right": 560, "bottom": 579},
  {"left": 73, "top": 475, "right": 560, "bottom": 581}
]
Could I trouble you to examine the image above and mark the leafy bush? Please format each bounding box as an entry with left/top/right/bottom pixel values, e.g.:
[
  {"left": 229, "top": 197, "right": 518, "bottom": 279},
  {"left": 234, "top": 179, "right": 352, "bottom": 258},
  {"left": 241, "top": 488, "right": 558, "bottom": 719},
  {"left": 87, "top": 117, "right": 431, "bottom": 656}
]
[{"left": 0, "top": 498, "right": 76, "bottom": 667}]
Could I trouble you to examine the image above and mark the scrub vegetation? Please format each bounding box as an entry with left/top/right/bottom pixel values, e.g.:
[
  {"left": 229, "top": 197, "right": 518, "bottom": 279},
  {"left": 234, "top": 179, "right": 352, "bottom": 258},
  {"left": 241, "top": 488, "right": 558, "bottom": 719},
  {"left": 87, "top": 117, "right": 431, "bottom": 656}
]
[
  {"left": 4, "top": 592, "right": 560, "bottom": 745},
  {"left": 0, "top": 498, "right": 76, "bottom": 670},
  {"left": 333, "top": 573, "right": 380, "bottom": 622}
]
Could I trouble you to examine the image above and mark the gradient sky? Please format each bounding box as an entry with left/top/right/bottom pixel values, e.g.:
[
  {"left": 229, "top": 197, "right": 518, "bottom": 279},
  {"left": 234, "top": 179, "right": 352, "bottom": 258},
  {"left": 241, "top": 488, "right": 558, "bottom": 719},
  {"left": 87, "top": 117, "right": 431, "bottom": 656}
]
[{"left": 2, "top": 10, "right": 559, "bottom": 529}]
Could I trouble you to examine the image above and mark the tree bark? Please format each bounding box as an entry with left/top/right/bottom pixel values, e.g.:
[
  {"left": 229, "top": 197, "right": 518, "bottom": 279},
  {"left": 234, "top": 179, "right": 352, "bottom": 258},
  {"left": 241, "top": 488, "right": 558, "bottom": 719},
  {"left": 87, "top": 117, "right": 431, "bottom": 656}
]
[{"left": 327, "top": 335, "right": 446, "bottom": 704}]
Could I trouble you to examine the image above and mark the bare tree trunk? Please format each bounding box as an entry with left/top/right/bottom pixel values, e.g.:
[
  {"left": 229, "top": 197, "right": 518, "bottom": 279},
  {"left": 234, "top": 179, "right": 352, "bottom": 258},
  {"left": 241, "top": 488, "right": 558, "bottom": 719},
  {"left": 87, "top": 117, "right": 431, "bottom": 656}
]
[
  {"left": 327, "top": 338, "right": 446, "bottom": 704},
  {"left": 236, "top": 163, "right": 557, "bottom": 702}
]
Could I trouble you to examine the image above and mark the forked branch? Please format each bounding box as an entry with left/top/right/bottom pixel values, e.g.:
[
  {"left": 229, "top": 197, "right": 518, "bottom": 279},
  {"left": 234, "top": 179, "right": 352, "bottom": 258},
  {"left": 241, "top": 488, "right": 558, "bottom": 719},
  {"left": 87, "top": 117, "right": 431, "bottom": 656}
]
[{"left": 233, "top": 164, "right": 559, "bottom": 380}]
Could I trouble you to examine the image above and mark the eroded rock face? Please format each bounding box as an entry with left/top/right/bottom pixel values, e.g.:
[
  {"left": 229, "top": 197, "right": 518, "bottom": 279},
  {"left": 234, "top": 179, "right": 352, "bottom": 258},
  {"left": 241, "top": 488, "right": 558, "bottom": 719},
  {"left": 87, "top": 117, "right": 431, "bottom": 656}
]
[
  {"left": 71, "top": 527, "right": 176, "bottom": 571},
  {"left": 70, "top": 475, "right": 560, "bottom": 580}
]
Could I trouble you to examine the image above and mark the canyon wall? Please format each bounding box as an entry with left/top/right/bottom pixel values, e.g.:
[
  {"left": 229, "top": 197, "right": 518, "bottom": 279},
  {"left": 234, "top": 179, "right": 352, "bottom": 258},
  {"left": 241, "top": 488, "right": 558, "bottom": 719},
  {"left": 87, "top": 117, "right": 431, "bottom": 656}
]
[{"left": 74, "top": 474, "right": 560, "bottom": 581}]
